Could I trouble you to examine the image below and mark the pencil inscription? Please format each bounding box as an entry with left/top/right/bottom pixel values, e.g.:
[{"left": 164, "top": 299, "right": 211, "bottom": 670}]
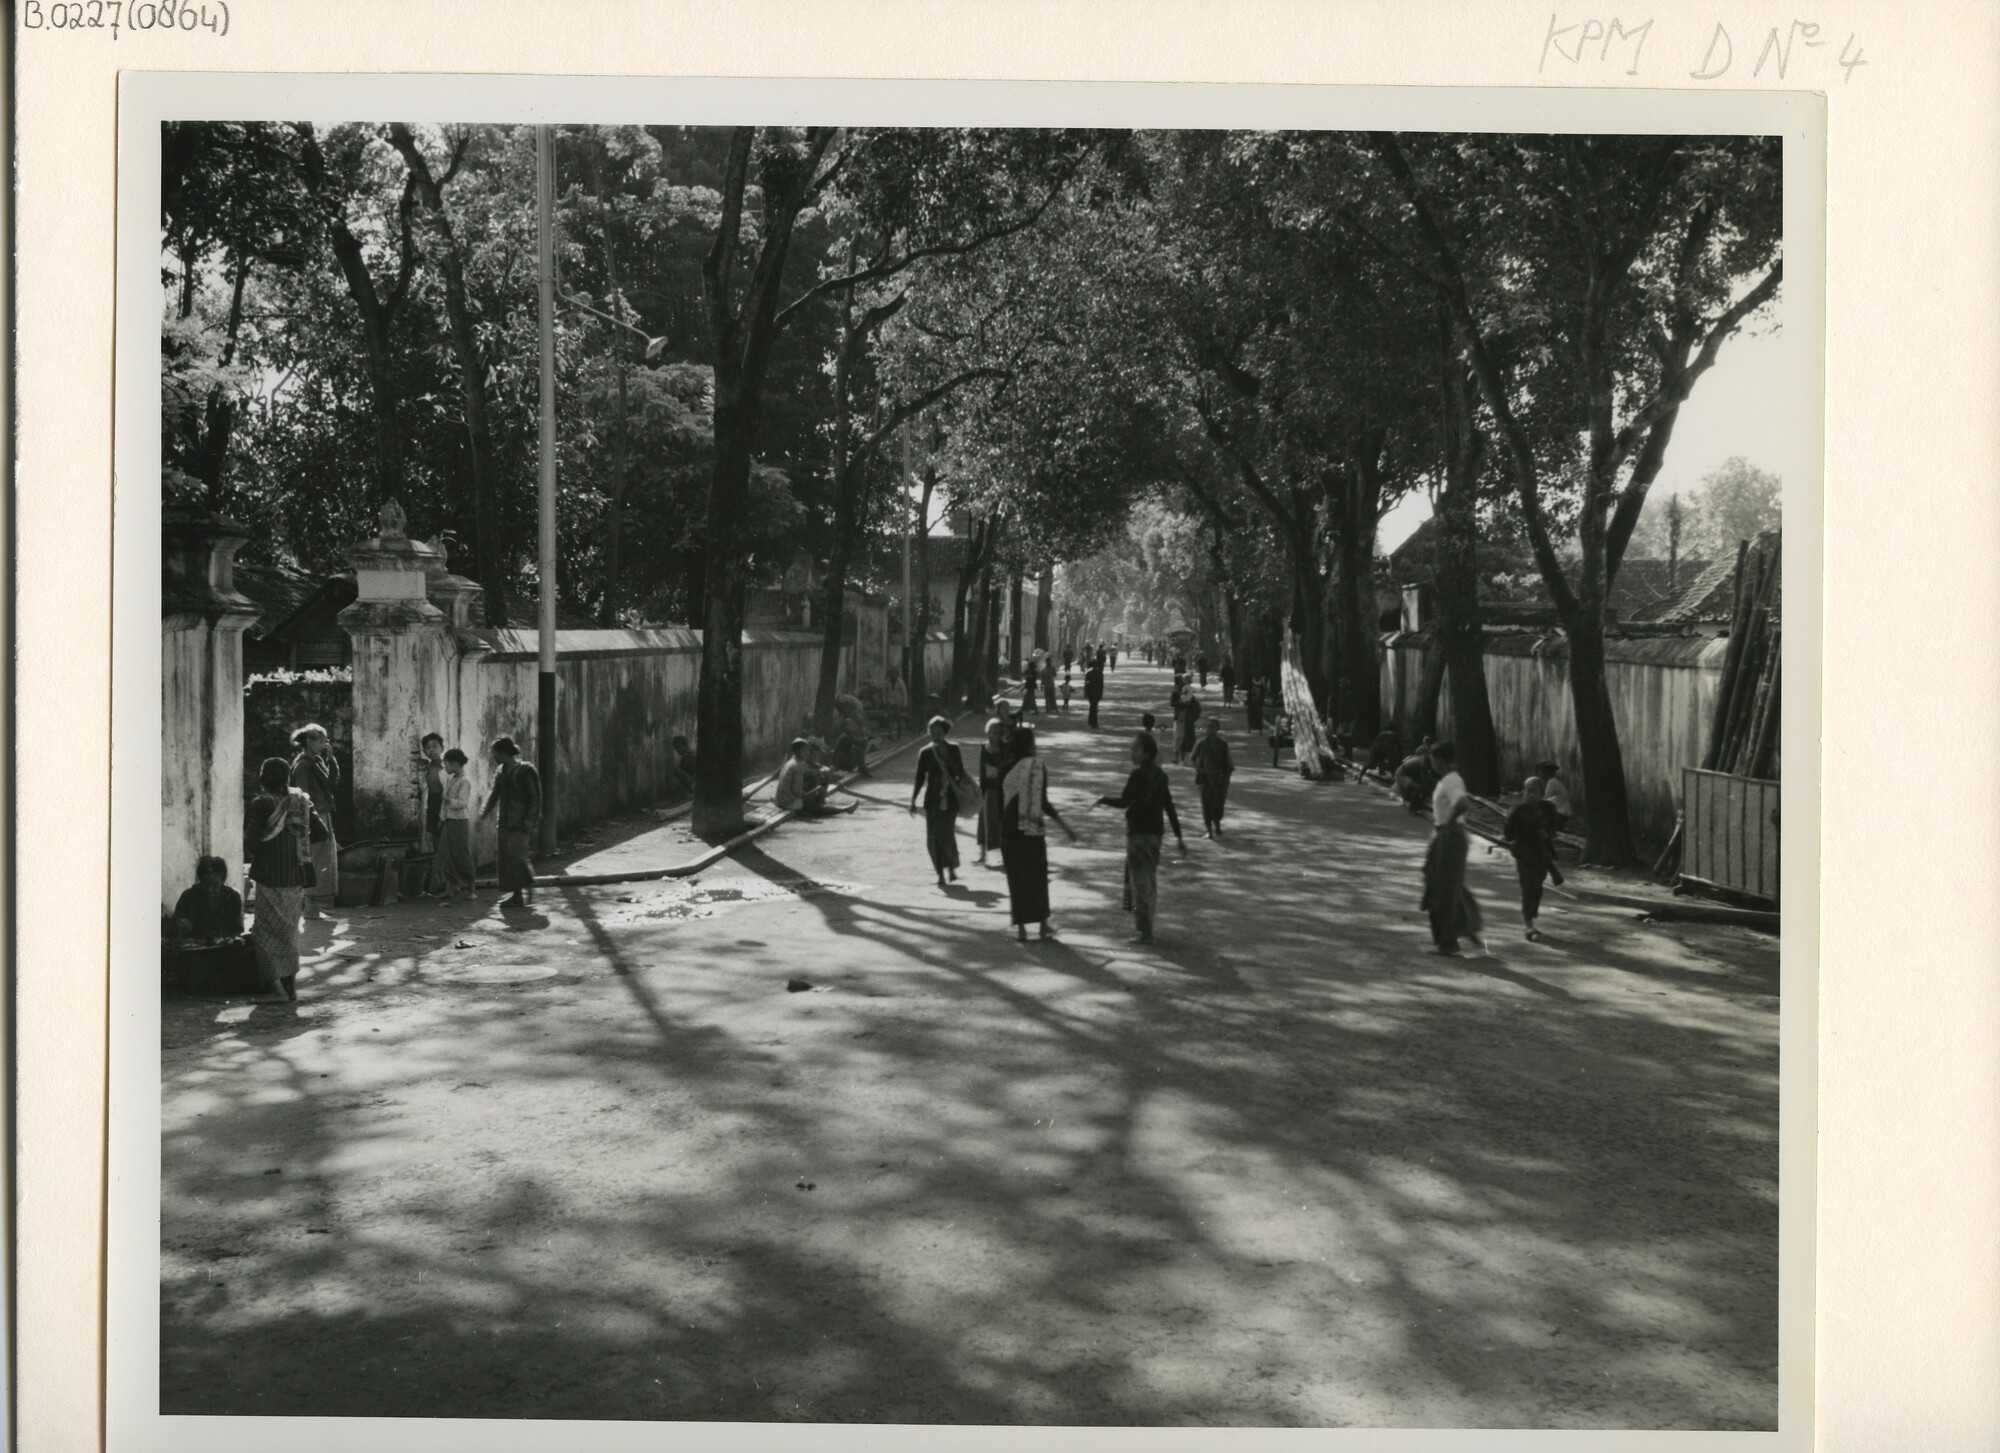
[{"left": 20, "top": 0, "right": 230, "bottom": 38}]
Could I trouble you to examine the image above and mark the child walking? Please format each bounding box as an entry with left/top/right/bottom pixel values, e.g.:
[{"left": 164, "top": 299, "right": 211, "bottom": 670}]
[{"left": 1502, "top": 777, "right": 1558, "bottom": 940}]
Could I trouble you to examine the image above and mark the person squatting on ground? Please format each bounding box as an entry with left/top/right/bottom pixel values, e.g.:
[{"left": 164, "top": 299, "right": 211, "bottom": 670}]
[
  {"left": 430, "top": 748, "right": 477, "bottom": 898},
  {"left": 1503, "top": 776, "right": 1561, "bottom": 940},
  {"left": 1084, "top": 657, "right": 1105, "bottom": 728},
  {"left": 976, "top": 717, "right": 1011, "bottom": 868},
  {"left": 245, "top": 755, "right": 324, "bottom": 1002},
  {"left": 1190, "top": 715, "right": 1234, "bottom": 837},
  {"left": 1420, "top": 741, "right": 1488, "bottom": 957},
  {"left": 910, "top": 715, "right": 969, "bottom": 889},
  {"left": 481, "top": 735, "right": 542, "bottom": 910},
  {"left": 669, "top": 734, "right": 698, "bottom": 798},
  {"left": 999, "top": 725, "right": 1077, "bottom": 942},
  {"left": 1393, "top": 739, "right": 1438, "bottom": 814},
  {"left": 289, "top": 723, "right": 340, "bottom": 919},
  {"left": 777, "top": 737, "right": 843, "bottom": 817},
  {"left": 1362, "top": 726, "right": 1402, "bottom": 784},
  {"left": 1098, "top": 730, "right": 1185, "bottom": 945}
]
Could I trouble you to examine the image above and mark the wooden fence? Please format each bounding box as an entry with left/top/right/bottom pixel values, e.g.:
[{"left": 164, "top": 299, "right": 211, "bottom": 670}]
[{"left": 1680, "top": 767, "right": 1780, "bottom": 904}]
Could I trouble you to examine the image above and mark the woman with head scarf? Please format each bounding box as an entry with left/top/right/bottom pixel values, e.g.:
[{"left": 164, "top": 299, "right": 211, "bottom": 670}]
[
  {"left": 1000, "top": 725, "right": 1077, "bottom": 942},
  {"left": 288, "top": 723, "right": 341, "bottom": 918},
  {"left": 909, "top": 715, "right": 968, "bottom": 889},
  {"left": 243, "top": 755, "right": 323, "bottom": 1001}
]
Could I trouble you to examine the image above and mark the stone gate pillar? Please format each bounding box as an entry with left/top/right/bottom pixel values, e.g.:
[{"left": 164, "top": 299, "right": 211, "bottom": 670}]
[
  {"left": 337, "top": 501, "right": 456, "bottom": 842},
  {"left": 161, "top": 508, "right": 262, "bottom": 909}
]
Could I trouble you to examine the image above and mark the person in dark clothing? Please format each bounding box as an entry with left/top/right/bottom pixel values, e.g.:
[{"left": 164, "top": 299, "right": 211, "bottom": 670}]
[
  {"left": 669, "top": 734, "right": 698, "bottom": 798},
  {"left": 1138, "top": 711, "right": 1158, "bottom": 751},
  {"left": 1244, "top": 677, "right": 1265, "bottom": 733},
  {"left": 170, "top": 856, "right": 246, "bottom": 941},
  {"left": 245, "top": 756, "right": 323, "bottom": 1001},
  {"left": 1362, "top": 726, "right": 1402, "bottom": 783},
  {"left": 481, "top": 735, "right": 543, "bottom": 909},
  {"left": 1083, "top": 658, "right": 1106, "bottom": 728},
  {"left": 1098, "top": 732, "right": 1185, "bottom": 945},
  {"left": 1503, "top": 777, "right": 1558, "bottom": 940},
  {"left": 1393, "top": 742, "right": 1438, "bottom": 814},
  {"left": 1108, "top": 647, "right": 1118, "bottom": 669},
  {"left": 909, "top": 715, "right": 968, "bottom": 888},
  {"left": 1043, "top": 660, "right": 1057, "bottom": 713},
  {"left": 1190, "top": 716, "right": 1234, "bottom": 837},
  {"left": 1421, "top": 741, "right": 1487, "bottom": 956},
  {"left": 1022, "top": 657, "right": 1041, "bottom": 714},
  {"left": 1194, "top": 649, "right": 1209, "bottom": 687},
  {"left": 1219, "top": 658, "right": 1237, "bottom": 704}
]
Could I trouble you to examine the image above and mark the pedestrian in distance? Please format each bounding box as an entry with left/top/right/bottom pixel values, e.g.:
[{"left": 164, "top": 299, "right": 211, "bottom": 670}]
[
  {"left": 1195, "top": 648, "right": 1209, "bottom": 688},
  {"left": 1022, "top": 655, "right": 1042, "bottom": 715},
  {"left": 1420, "top": 741, "right": 1488, "bottom": 957},
  {"left": 1059, "top": 668, "right": 1073, "bottom": 712},
  {"left": 1108, "top": 646, "right": 1118, "bottom": 670},
  {"left": 431, "top": 748, "right": 476, "bottom": 898},
  {"left": 1043, "top": 657, "right": 1058, "bottom": 713},
  {"left": 244, "top": 756, "right": 323, "bottom": 1002},
  {"left": 1190, "top": 715, "right": 1234, "bottom": 837},
  {"left": 999, "top": 724, "right": 1077, "bottom": 942},
  {"left": 1138, "top": 711, "right": 1158, "bottom": 752},
  {"left": 1219, "top": 657, "right": 1237, "bottom": 705},
  {"left": 289, "top": 723, "right": 341, "bottom": 919},
  {"left": 1098, "top": 731, "right": 1185, "bottom": 945},
  {"left": 1244, "top": 675, "right": 1265, "bottom": 733},
  {"left": 1503, "top": 777, "right": 1559, "bottom": 940},
  {"left": 1536, "top": 759, "right": 1573, "bottom": 835},
  {"left": 480, "top": 735, "right": 542, "bottom": 911},
  {"left": 976, "top": 717, "right": 1011, "bottom": 868},
  {"left": 909, "top": 715, "right": 969, "bottom": 889},
  {"left": 1175, "top": 688, "right": 1202, "bottom": 765},
  {"left": 1083, "top": 657, "right": 1106, "bottom": 728}
]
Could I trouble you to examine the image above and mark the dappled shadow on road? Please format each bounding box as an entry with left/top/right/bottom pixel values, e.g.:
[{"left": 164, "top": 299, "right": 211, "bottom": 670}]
[{"left": 161, "top": 665, "right": 1777, "bottom": 1428}]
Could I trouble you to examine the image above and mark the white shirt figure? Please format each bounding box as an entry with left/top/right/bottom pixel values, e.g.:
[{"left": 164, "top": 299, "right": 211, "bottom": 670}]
[
  {"left": 1432, "top": 769, "right": 1469, "bottom": 828},
  {"left": 1544, "top": 776, "right": 1572, "bottom": 817}
]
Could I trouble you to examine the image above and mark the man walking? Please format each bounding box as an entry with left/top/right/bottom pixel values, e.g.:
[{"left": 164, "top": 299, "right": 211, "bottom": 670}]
[
  {"left": 1190, "top": 715, "right": 1234, "bottom": 837},
  {"left": 1084, "top": 654, "right": 1106, "bottom": 728},
  {"left": 480, "top": 735, "right": 542, "bottom": 911}
]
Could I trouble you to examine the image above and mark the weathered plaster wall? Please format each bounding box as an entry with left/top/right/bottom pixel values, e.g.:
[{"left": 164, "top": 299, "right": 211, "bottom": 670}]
[{"left": 1381, "top": 632, "right": 1730, "bottom": 840}]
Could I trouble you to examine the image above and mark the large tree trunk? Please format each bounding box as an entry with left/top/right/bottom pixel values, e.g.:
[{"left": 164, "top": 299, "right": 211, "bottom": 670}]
[
  {"left": 948, "top": 516, "right": 992, "bottom": 708},
  {"left": 590, "top": 143, "right": 632, "bottom": 626},
  {"left": 1565, "top": 613, "right": 1633, "bottom": 864},
  {"left": 1327, "top": 450, "right": 1388, "bottom": 741},
  {"left": 1007, "top": 571, "right": 1025, "bottom": 675},
  {"left": 389, "top": 126, "right": 509, "bottom": 626},
  {"left": 1033, "top": 563, "right": 1053, "bottom": 651},
  {"left": 1412, "top": 640, "right": 1447, "bottom": 740},
  {"left": 1430, "top": 353, "right": 1500, "bottom": 791},
  {"left": 908, "top": 465, "right": 936, "bottom": 728},
  {"left": 693, "top": 393, "right": 757, "bottom": 837}
]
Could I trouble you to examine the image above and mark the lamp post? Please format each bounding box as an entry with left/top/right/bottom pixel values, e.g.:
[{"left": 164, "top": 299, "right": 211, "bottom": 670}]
[{"left": 536, "top": 124, "right": 558, "bottom": 857}]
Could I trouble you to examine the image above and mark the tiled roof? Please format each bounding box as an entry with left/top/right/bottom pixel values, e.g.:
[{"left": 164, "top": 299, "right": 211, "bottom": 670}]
[{"left": 1650, "top": 532, "right": 1780, "bottom": 624}]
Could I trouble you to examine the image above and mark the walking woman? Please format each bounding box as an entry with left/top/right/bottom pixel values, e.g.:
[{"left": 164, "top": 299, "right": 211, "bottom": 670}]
[
  {"left": 431, "top": 748, "right": 477, "bottom": 898},
  {"left": 1175, "top": 688, "right": 1202, "bottom": 765},
  {"left": 1189, "top": 715, "right": 1234, "bottom": 837},
  {"left": 1420, "top": 741, "right": 1489, "bottom": 956},
  {"left": 289, "top": 723, "right": 341, "bottom": 918},
  {"left": 244, "top": 756, "right": 322, "bottom": 1002},
  {"left": 1000, "top": 725, "right": 1077, "bottom": 941},
  {"left": 1098, "top": 731, "right": 1184, "bottom": 945},
  {"left": 1244, "top": 676, "right": 1265, "bottom": 733},
  {"left": 480, "top": 735, "right": 542, "bottom": 910},
  {"left": 909, "top": 714, "right": 967, "bottom": 889},
  {"left": 976, "top": 717, "right": 1010, "bottom": 869}
]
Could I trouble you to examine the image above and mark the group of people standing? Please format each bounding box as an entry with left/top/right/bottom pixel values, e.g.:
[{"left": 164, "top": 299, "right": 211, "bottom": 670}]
[
  {"left": 210, "top": 726, "right": 544, "bottom": 1005},
  {"left": 1419, "top": 740, "right": 1573, "bottom": 954},
  {"left": 911, "top": 711, "right": 1193, "bottom": 946}
]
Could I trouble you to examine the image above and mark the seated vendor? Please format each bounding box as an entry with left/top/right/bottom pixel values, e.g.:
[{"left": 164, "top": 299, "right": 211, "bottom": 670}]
[{"left": 170, "top": 855, "right": 245, "bottom": 941}]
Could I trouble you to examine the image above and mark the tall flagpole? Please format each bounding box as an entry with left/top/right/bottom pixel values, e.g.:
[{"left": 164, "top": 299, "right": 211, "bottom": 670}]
[{"left": 536, "top": 124, "right": 559, "bottom": 857}]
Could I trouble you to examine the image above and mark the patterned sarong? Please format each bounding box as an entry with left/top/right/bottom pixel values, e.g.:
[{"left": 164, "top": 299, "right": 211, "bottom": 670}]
[{"left": 251, "top": 884, "right": 305, "bottom": 989}]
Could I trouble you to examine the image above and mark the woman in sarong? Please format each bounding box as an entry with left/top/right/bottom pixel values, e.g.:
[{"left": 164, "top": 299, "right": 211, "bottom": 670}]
[
  {"left": 976, "top": 718, "right": 1011, "bottom": 869},
  {"left": 243, "top": 755, "right": 321, "bottom": 1002},
  {"left": 1189, "top": 715, "right": 1234, "bottom": 837},
  {"left": 431, "top": 748, "right": 477, "bottom": 897},
  {"left": 999, "top": 726, "right": 1076, "bottom": 941},
  {"left": 1419, "top": 741, "right": 1488, "bottom": 956},
  {"left": 909, "top": 715, "right": 967, "bottom": 889},
  {"left": 480, "top": 735, "right": 543, "bottom": 910}
]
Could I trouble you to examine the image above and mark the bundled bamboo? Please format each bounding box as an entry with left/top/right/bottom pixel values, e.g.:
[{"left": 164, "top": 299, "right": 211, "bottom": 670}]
[
  {"left": 1280, "top": 628, "right": 1337, "bottom": 779},
  {"left": 1702, "top": 536, "right": 1781, "bottom": 781}
]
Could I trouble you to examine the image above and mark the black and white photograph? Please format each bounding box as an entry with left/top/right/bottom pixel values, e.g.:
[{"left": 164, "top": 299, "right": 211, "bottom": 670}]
[{"left": 126, "top": 76, "right": 1817, "bottom": 1442}]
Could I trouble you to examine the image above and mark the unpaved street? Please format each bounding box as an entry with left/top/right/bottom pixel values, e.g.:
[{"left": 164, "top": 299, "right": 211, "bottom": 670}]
[{"left": 161, "top": 663, "right": 1778, "bottom": 1427}]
